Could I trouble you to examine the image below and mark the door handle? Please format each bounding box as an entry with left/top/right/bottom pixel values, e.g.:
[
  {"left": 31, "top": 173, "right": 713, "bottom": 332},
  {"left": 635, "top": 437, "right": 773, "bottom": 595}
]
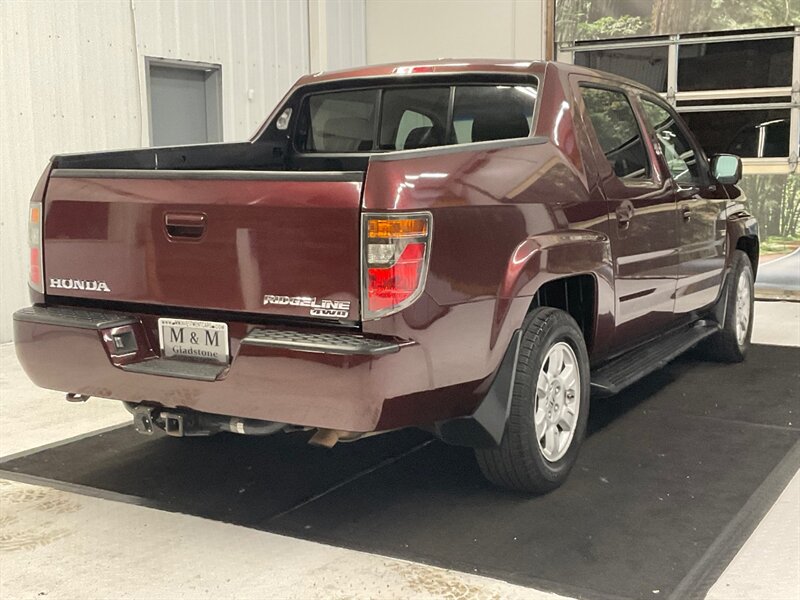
[
  {"left": 680, "top": 205, "right": 692, "bottom": 222},
  {"left": 164, "top": 213, "right": 206, "bottom": 240},
  {"left": 616, "top": 200, "right": 635, "bottom": 229}
]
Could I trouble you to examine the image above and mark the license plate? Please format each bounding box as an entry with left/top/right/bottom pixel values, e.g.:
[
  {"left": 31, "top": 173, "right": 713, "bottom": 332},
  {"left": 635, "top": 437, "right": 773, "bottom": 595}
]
[{"left": 158, "top": 318, "right": 229, "bottom": 364}]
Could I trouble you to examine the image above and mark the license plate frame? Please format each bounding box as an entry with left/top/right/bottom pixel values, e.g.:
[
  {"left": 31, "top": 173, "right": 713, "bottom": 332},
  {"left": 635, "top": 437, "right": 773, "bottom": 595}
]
[{"left": 157, "top": 318, "right": 230, "bottom": 365}]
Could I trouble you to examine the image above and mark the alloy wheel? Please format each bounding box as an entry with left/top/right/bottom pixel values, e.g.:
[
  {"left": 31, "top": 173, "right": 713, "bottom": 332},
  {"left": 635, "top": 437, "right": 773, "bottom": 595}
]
[
  {"left": 735, "top": 268, "right": 751, "bottom": 347},
  {"left": 534, "top": 342, "right": 581, "bottom": 462}
]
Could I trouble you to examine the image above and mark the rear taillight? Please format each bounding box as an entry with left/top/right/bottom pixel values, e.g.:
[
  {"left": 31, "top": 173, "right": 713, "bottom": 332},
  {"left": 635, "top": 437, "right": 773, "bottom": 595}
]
[
  {"left": 362, "top": 212, "right": 432, "bottom": 320},
  {"left": 29, "top": 203, "right": 43, "bottom": 293}
]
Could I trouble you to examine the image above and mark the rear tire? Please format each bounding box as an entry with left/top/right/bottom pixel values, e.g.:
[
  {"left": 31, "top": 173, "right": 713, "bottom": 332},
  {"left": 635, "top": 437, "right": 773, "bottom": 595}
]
[
  {"left": 475, "top": 307, "right": 590, "bottom": 494},
  {"left": 703, "top": 250, "right": 754, "bottom": 363}
]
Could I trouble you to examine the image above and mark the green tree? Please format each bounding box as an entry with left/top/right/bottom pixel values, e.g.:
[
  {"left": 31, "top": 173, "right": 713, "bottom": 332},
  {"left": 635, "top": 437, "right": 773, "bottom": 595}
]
[
  {"left": 557, "top": 0, "right": 800, "bottom": 42},
  {"left": 651, "top": 0, "right": 800, "bottom": 34},
  {"left": 740, "top": 174, "right": 800, "bottom": 240},
  {"left": 577, "top": 15, "right": 647, "bottom": 39}
]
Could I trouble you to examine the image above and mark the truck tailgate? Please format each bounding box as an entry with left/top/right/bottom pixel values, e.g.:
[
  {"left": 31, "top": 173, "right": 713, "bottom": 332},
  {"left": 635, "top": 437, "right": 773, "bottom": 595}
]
[{"left": 42, "top": 170, "right": 363, "bottom": 322}]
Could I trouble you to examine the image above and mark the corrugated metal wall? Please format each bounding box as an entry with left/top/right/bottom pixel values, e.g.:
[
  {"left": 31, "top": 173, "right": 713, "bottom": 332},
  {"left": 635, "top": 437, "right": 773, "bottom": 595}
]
[
  {"left": 132, "top": 0, "right": 310, "bottom": 140},
  {"left": 0, "top": 0, "right": 329, "bottom": 342},
  {"left": 322, "top": 0, "right": 366, "bottom": 71}
]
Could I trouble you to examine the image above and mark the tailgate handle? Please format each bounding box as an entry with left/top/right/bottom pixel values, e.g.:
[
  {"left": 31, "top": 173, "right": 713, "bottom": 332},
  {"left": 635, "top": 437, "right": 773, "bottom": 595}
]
[{"left": 165, "top": 213, "right": 206, "bottom": 239}]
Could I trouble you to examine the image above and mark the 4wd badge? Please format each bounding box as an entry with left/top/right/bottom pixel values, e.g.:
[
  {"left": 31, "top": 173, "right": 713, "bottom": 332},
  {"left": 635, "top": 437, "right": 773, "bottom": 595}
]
[{"left": 263, "top": 294, "right": 351, "bottom": 318}]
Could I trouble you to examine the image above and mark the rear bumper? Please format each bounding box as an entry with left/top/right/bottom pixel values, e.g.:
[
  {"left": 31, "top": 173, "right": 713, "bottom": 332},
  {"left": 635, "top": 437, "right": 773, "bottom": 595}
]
[{"left": 13, "top": 305, "right": 481, "bottom": 432}]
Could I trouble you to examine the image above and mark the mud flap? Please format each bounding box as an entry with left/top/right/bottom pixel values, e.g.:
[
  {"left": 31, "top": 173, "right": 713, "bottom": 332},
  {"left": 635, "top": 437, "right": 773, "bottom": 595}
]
[
  {"left": 711, "top": 267, "right": 732, "bottom": 326},
  {"left": 433, "top": 330, "right": 521, "bottom": 448}
]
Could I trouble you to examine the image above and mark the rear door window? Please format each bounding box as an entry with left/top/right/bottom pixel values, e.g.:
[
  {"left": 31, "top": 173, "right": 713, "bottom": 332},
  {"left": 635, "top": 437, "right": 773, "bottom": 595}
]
[
  {"left": 295, "top": 81, "right": 537, "bottom": 153},
  {"left": 580, "top": 86, "right": 650, "bottom": 182}
]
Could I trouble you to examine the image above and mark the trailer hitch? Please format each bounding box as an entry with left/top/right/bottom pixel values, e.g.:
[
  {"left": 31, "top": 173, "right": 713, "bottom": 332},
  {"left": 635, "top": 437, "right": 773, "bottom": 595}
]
[{"left": 123, "top": 402, "right": 285, "bottom": 437}]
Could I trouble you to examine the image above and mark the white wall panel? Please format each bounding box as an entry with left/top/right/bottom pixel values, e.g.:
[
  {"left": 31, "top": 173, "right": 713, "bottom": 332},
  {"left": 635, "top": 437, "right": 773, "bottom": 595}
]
[
  {"left": 309, "top": 0, "right": 366, "bottom": 72},
  {"left": 365, "top": 0, "right": 546, "bottom": 64},
  {"left": 0, "top": 0, "right": 312, "bottom": 342},
  {"left": 326, "top": 0, "right": 366, "bottom": 70}
]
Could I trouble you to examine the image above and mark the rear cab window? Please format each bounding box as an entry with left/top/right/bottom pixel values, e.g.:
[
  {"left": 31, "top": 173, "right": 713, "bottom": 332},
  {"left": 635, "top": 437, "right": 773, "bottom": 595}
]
[
  {"left": 451, "top": 85, "right": 537, "bottom": 144},
  {"left": 294, "top": 81, "right": 538, "bottom": 154},
  {"left": 297, "top": 89, "right": 379, "bottom": 152}
]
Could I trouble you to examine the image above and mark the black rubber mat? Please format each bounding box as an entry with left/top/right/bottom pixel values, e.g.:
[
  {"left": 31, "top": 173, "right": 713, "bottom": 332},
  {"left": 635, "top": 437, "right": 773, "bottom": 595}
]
[{"left": 2, "top": 345, "right": 798, "bottom": 600}]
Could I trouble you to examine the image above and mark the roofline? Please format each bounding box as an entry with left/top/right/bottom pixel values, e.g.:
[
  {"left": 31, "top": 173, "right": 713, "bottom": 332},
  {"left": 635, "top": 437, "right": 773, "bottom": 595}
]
[{"left": 295, "top": 59, "right": 547, "bottom": 86}]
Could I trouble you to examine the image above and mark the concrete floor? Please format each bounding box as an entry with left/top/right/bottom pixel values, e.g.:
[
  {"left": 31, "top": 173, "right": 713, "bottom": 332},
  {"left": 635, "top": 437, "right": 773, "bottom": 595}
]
[
  {"left": 1, "top": 301, "right": 798, "bottom": 599},
  {"left": 756, "top": 248, "right": 800, "bottom": 299}
]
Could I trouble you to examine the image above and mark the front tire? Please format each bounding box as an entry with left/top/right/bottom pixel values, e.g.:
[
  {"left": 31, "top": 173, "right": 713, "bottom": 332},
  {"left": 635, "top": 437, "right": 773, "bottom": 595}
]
[
  {"left": 475, "top": 307, "right": 590, "bottom": 494},
  {"left": 704, "top": 250, "right": 754, "bottom": 362}
]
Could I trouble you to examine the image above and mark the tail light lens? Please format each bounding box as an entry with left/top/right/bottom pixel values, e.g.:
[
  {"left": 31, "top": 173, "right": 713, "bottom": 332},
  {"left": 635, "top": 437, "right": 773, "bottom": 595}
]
[
  {"left": 29, "top": 203, "right": 44, "bottom": 293},
  {"left": 362, "top": 212, "right": 432, "bottom": 320}
]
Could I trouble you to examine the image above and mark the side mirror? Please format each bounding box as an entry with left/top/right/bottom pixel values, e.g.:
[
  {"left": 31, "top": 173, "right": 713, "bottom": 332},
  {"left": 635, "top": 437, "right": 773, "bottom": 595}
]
[{"left": 711, "top": 154, "right": 742, "bottom": 185}]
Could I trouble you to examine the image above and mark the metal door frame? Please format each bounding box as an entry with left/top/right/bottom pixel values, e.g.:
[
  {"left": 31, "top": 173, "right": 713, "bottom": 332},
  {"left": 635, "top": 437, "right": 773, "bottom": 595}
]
[{"left": 145, "top": 57, "right": 223, "bottom": 146}]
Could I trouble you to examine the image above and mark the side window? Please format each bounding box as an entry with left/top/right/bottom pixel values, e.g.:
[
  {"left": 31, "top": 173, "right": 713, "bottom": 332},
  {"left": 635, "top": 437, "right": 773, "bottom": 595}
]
[
  {"left": 640, "top": 97, "right": 702, "bottom": 186},
  {"left": 451, "top": 85, "right": 536, "bottom": 143},
  {"left": 580, "top": 86, "right": 649, "bottom": 181}
]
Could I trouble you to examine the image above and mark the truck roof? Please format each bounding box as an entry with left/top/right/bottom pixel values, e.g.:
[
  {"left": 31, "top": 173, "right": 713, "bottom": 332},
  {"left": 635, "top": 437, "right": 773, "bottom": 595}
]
[
  {"left": 294, "top": 59, "right": 650, "bottom": 92},
  {"left": 295, "top": 58, "right": 548, "bottom": 85}
]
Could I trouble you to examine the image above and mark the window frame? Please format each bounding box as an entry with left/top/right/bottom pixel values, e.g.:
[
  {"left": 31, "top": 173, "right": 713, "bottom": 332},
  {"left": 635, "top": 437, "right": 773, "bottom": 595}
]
[
  {"left": 560, "top": 26, "right": 800, "bottom": 175},
  {"left": 577, "top": 82, "right": 656, "bottom": 187},
  {"left": 290, "top": 77, "right": 540, "bottom": 157}
]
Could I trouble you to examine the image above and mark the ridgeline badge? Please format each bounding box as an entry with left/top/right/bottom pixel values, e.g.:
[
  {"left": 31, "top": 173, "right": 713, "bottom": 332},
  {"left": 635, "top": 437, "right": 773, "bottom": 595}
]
[{"left": 263, "top": 294, "right": 351, "bottom": 318}]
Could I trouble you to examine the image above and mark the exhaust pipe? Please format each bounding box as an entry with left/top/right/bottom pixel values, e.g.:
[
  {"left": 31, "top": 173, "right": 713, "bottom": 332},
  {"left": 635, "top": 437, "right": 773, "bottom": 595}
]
[
  {"left": 223, "top": 417, "right": 285, "bottom": 436},
  {"left": 308, "top": 429, "right": 378, "bottom": 448},
  {"left": 309, "top": 428, "right": 344, "bottom": 448}
]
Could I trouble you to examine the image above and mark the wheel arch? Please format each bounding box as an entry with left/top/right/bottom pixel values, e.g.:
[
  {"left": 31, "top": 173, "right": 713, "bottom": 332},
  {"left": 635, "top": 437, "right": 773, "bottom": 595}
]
[
  {"left": 529, "top": 274, "right": 598, "bottom": 352},
  {"left": 726, "top": 209, "right": 759, "bottom": 277},
  {"left": 491, "top": 230, "right": 614, "bottom": 357}
]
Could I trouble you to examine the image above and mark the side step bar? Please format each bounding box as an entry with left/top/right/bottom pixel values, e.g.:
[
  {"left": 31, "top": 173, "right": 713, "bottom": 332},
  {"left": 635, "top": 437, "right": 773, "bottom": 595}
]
[{"left": 590, "top": 321, "right": 720, "bottom": 398}]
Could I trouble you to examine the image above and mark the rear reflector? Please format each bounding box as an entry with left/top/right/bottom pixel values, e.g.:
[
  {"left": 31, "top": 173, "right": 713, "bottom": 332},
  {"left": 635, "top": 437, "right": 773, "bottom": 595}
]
[
  {"left": 30, "top": 248, "right": 41, "bottom": 286},
  {"left": 29, "top": 203, "right": 43, "bottom": 293},
  {"left": 362, "top": 213, "right": 432, "bottom": 320}
]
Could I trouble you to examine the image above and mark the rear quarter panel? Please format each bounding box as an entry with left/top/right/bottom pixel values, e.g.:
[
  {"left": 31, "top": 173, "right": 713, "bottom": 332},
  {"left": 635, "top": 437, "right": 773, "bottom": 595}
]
[{"left": 362, "top": 69, "right": 615, "bottom": 407}]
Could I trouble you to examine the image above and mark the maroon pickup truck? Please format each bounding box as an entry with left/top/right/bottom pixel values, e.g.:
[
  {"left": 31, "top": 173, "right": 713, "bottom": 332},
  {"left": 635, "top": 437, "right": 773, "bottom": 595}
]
[{"left": 14, "top": 60, "right": 758, "bottom": 493}]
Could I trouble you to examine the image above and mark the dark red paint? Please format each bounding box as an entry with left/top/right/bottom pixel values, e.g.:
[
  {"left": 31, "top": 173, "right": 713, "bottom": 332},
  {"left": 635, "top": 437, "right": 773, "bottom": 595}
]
[{"left": 16, "top": 61, "right": 752, "bottom": 433}]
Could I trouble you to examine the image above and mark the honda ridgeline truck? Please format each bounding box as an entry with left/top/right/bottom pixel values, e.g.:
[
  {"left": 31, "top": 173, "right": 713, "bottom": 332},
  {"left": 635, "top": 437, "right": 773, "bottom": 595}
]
[{"left": 14, "top": 61, "right": 759, "bottom": 493}]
